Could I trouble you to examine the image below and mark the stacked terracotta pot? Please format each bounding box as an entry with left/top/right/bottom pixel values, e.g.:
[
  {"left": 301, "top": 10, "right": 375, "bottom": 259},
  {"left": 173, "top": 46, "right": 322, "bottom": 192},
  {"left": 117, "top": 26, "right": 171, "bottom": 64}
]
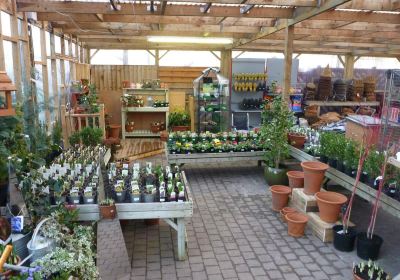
[{"left": 301, "top": 161, "right": 348, "bottom": 223}]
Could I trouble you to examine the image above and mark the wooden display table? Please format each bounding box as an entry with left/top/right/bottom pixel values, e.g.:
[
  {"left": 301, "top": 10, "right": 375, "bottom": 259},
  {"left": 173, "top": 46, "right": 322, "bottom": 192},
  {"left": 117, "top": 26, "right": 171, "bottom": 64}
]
[
  {"left": 289, "top": 146, "right": 400, "bottom": 218},
  {"left": 167, "top": 149, "right": 264, "bottom": 165},
  {"left": 75, "top": 171, "right": 193, "bottom": 260}
]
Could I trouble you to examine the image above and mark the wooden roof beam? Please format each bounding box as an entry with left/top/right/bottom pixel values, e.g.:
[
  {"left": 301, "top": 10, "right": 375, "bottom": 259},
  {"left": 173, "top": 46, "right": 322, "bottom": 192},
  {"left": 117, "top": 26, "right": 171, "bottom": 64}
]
[
  {"left": 231, "top": 0, "right": 351, "bottom": 48},
  {"left": 109, "top": 0, "right": 120, "bottom": 11},
  {"left": 200, "top": 3, "right": 212, "bottom": 13},
  {"left": 17, "top": 2, "right": 293, "bottom": 18}
]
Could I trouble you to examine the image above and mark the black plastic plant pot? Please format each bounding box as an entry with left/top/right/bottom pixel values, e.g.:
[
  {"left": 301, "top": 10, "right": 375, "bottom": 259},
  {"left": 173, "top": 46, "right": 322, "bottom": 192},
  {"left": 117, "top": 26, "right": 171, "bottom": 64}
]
[
  {"left": 328, "top": 158, "right": 337, "bottom": 169},
  {"left": 344, "top": 165, "right": 353, "bottom": 176},
  {"left": 320, "top": 155, "right": 328, "bottom": 163},
  {"left": 360, "top": 172, "right": 368, "bottom": 184},
  {"left": 333, "top": 225, "right": 357, "bottom": 252},
  {"left": 336, "top": 161, "right": 345, "bottom": 172},
  {"left": 356, "top": 232, "right": 383, "bottom": 260}
]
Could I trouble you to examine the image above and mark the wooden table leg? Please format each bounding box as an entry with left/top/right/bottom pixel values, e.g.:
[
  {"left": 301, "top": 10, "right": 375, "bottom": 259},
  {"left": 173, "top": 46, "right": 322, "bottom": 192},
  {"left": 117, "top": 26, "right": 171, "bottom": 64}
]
[{"left": 177, "top": 218, "right": 186, "bottom": 261}]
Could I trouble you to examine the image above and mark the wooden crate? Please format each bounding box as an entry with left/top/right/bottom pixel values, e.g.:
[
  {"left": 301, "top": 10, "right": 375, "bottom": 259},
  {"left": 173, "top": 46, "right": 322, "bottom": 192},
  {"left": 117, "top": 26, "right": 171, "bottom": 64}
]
[
  {"left": 289, "top": 188, "right": 319, "bottom": 213},
  {"left": 307, "top": 212, "right": 354, "bottom": 243}
]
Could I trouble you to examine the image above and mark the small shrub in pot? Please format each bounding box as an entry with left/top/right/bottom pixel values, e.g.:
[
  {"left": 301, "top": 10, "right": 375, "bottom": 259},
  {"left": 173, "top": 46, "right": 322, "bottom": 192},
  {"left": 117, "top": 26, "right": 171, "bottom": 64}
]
[{"left": 99, "top": 198, "right": 116, "bottom": 219}]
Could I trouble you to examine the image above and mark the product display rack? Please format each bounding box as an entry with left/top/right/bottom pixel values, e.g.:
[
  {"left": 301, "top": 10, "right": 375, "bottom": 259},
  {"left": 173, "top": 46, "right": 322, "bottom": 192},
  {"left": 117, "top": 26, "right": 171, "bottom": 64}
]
[
  {"left": 193, "top": 67, "right": 230, "bottom": 133},
  {"left": 121, "top": 88, "right": 169, "bottom": 138}
]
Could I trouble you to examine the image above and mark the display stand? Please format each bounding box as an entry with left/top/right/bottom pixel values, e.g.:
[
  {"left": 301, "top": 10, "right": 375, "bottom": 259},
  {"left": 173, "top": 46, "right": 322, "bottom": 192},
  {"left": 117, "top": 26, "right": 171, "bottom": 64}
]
[
  {"left": 193, "top": 67, "right": 230, "bottom": 133},
  {"left": 121, "top": 88, "right": 169, "bottom": 139},
  {"left": 303, "top": 100, "right": 380, "bottom": 116},
  {"left": 75, "top": 171, "right": 193, "bottom": 261},
  {"left": 289, "top": 146, "right": 400, "bottom": 218}
]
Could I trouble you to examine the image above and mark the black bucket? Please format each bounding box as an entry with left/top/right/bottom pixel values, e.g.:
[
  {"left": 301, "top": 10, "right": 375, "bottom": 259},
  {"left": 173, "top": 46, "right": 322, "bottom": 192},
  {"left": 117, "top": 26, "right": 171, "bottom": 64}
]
[
  {"left": 333, "top": 225, "right": 357, "bottom": 252},
  {"left": 356, "top": 232, "right": 383, "bottom": 260}
]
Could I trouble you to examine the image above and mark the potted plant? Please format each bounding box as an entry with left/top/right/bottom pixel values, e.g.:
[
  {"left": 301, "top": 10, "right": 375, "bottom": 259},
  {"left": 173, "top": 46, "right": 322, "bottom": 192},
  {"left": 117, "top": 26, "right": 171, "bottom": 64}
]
[
  {"left": 344, "top": 140, "right": 359, "bottom": 177},
  {"left": 353, "top": 260, "right": 391, "bottom": 280},
  {"left": 363, "top": 149, "right": 384, "bottom": 188},
  {"left": 99, "top": 198, "right": 116, "bottom": 219},
  {"left": 130, "top": 185, "right": 141, "bottom": 203},
  {"left": 143, "top": 185, "right": 155, "bottom": 202},
  {"left": 288, "top": 126, "right": 307, "bottom": 149},
  {"left": 168, "top": 109, "right": 191, "bottom": 132},
  {"left": 125, "top": 121, "right": 135, "bottom": 133},
  {"left": 150, "top": 121, "right": 161, "bottom": 133},
  {"left": 80, "top": 126, "right": 103, "bottom": 146},
  {"left": 114, "top": 181, "right": 126, "bottom": 203},
  {"left": 260, "top": 96, "right": 294, "bottom": 185}
]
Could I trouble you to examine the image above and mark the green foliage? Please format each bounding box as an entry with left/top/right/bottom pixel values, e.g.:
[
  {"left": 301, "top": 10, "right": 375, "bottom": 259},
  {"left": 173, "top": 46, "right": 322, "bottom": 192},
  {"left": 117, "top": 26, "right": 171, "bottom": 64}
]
[
  {"left": 99, "top": 198, "right": 114, "bottom": 206},
  {"left": 260, "top": 96, "right": 294, "bottom": 169},
  {"left": 68, "top": 131, "right": 81, "bottom": 146},
  {"left": 319, "top": 132, "right": 346, "bottom": 160},
  {"left": 80, "top": 84, "right": 99, "bottom": 113},
  {"left": 364, "top": 149, "right": 385, "bottom": 178},
  {"left": 52, "top": 120, "right": 63, "bottom": 146},
  {"left": 344, "top": 139, "right": 359, "bottom": 168},
  {"left": 80, "top": 127, "right": 103, "bottom": 146},
  {"left": 68, "top": 127, "right": 103, "bottom": 146},
  {"left": 168, "top": 109, "right": 191, "bottom": 129}
]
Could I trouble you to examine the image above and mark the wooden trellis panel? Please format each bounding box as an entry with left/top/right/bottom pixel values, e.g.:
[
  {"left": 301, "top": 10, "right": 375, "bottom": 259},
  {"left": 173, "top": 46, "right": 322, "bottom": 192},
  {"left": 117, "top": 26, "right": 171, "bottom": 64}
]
[
  {"left": 76, "top": 63, "right": 90, "bottom": 81},
  {"left": 90, "top": 65, "right": 157, "bottom": 91},
  {"left": 158, "top": 66, "right": 204, "bottom": 92}
]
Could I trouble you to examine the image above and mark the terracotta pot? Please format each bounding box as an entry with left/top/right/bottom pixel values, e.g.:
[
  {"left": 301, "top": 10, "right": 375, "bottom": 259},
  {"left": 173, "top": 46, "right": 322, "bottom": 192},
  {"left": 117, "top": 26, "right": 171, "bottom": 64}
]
[
  {"left": 109, "top": 124, "right": 121, "bottom": 139},
  {"left": 287, "top": 171, "right": 304, "bottom": 190},
  {"left": 315, "top": 191, "right": 347, "bottom": 223},
  {"left": 125, "top": 124, "right": 134, "bottom": 132},
  {"left": 301, "top": 161, "right": 329, "bottom": 195},
  {"left": 288, "top": 133, "right": 306, "bottom": 149},
  {"left": 286, "top": 212, "right": 308, "bottom": 237},
  {"left": 99, "top": 204, "right": 116, "bottom": 219},
  {"left": 172, "top": 126, "right": 190, "bottom": 132},
  {"left": 280, "top": 207, "right": 297, "bottom": 222},
  {"left": 150, "top": 124, "right": 160, "bottom": 133},
  {"left": 270, "top": 185, "right": 291, "bottom": 211},
  {"left": 160, "top": 131, "right": 168, "bottom": 142},
  {"left": 353, "top": 268, "right": 363, "bottom": 280}
]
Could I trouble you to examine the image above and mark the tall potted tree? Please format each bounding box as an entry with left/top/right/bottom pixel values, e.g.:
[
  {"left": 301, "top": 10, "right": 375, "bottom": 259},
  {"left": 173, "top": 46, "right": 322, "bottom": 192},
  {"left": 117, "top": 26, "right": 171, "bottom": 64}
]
[{"left": 260, "top": 96, "right": 294, "bottom": 185}]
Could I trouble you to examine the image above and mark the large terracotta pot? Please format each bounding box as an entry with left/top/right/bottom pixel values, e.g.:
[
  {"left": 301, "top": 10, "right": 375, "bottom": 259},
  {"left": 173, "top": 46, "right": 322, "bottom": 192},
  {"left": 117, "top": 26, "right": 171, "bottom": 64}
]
[
  {"left": 315, "top": 191, "right": 347, "bottom": 223},
  {"left": 287, "top": 171, "right": 304, "bottom": 190},
  {"left": 301, "top": 161, "right": 329, "bottom": 195},
  {"left": 280, "top": 207, "right": 297, "bottom": 222},
  {"left": 288, "top": 133, "right": 306, "bottom": 149},
  {"left": 270, "top": 185, "right": 291, "bottom": 211},
  {"left": 286, "top": 212, "right": 308, "bottom": 237},
  {"left": 109, "top": 124, "right": 121, "bottom": 139}
]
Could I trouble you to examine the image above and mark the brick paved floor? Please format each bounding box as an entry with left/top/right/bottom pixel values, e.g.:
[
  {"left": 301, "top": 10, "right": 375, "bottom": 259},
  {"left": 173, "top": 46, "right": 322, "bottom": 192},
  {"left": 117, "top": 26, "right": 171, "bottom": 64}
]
[{"left": 120, "top": 161, "right": 360, "bottom": 280}]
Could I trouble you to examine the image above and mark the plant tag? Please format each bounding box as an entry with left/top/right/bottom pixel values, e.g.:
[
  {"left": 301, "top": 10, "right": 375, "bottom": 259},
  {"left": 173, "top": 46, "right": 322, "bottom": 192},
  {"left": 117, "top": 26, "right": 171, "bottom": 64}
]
[
  {"left": 11, "top": 216, "right": 24, "bottom": 233},
  {"left": 43, "top": 186, "right": 50, "bottom": 194},
  {"left": 90, "top": 182, "right": 97, "bottom": 188},
  {"left": 76, "top": 163, "right": 82, "bottom": 170},
  {"left": 122, "top": 169, "right": 129, "bottom": 177},
  {"left": 133, "top": 163, "right": 140, "bottom": 170},
  {"left": 131, "top": 184, "right": 140, "bottom": 191},
  {"left": 123, "top": 163, "right": 129, "bottom": 169},
  {"left": 64, "top": 163, "right": 70, "bottom": 169},
  {"left": 146, "top": 162, "right": 152, "bottom": 173},
  {"left": 86, "top": 166, "right": 92, "bottom": 173},
  {"left": 92, "top": 175, "right": 99, "bottom": 182}
]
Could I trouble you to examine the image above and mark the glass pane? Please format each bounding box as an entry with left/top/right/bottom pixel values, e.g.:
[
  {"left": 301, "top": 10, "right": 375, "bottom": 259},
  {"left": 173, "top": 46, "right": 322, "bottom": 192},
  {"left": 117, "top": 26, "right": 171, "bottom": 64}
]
[
  {"left": 55, "top": 36, "right": 61, "bottom": 53},
  {"left": 127, "top": 50, "right": 155, "bottom": 65},
  {"left": 35, "top": 64, "right": 45, "bottom": 123},
  {"left": 297, "top": 54, "right": 342, "bottom": 71},
  {"left": 47, "top": 58, "right": 55, "bottom": 121},
  {"left": 91, "top": 50, "right": 123, "bottom": 65},
  {"left": 355, "top": 57, "right": 400, "bottom": 69},
  {"left": 1, "top": 11, "right": 11, "bottom": 36},
  {"left": 72, "top": 42, "right": 76, "bottom": 57},
  {"left": 159, "top": 51, "right": 220, "bottom": 67},
  {"left": 3, "top": 40, "right": 14, "bottom": 83},
  {"left": 65, "top": 61, "right": 70, "bottom": 84},
  {"left": 64, "top": 39, "right": 69, "bottom": 56},
  {"left": 46, "top": 32, "right": 51, "bottom": 56},
  {"left": 31, "top": 25, "right": 41, "bottom": 61}
]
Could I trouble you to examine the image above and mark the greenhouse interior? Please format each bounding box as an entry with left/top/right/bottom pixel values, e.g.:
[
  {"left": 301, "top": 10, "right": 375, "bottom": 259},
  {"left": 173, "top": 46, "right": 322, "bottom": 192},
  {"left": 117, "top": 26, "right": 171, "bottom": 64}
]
[{"left": 0, "top": 0, "right": 400, "bottom": 279}]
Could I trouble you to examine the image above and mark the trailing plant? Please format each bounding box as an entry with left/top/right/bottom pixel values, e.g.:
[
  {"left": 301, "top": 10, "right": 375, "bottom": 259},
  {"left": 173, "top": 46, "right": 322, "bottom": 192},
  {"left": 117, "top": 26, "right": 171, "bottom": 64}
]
[
  {"left": 260, "top": 96, "right": 294, "bottom": 169},
  {"left": 168, "top": 109, "right": 191, "bottom": 129}
]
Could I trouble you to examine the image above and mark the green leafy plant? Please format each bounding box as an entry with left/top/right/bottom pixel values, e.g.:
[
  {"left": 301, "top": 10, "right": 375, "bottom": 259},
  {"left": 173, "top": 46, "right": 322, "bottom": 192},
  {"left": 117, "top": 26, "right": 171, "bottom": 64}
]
[
  {"left": 68, "top": 131, "right": 81, "bottom": 146},
  {"left": 344, "top": 139, "right": 359, "bottom": 168},
  {"left": 260, "top": 96, "right": 294, "bottom": 169},
  {"left": 80, "top": 84, "right": 99, "bottom": 114},
  {"left": 80, "top": 127, "right": 103, "bottom": 146},
  {"left": 353, "top": 260, "right": 390, "bottom": 280},
  {"left": 168, "top": 109, "right": 191, "bottom": 130},
  {"left": 364, "top": 149, "right": 385, "bottom": 179},
  {"left": 99, "top": 198, "right": 115, "bottom": 206}
]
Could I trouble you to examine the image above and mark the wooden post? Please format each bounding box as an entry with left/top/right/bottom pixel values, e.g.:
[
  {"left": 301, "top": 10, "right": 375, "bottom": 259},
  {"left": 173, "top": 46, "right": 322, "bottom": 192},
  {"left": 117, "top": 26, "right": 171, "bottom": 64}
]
[
  {"left": 60, "top": 37, "right": 66, "bottom": 106},
  {"left": 283, "top": 24, "right": 294, "bottom": 101},
  {"left": 0, "top": 13, "right": 5, "bottom": 71},
  {"left": 50, "top": 32, "right": 59, "bottom": 118},
  {"left": 40, "top": 23, "right": 50, "bottom": 122},
  {"left": 220, "top": 50, "right": 232, "bottom": 80},
  {"left": 10, "top": 7, "right": 22, "bottom": 101},
  {"left": 86, "top": 47, "right": 90, "bottom": 64},
  {"left": 21, "top": 15, "right": 31, "bottom": 95},
  {"left": 80, "top": 43, "right": 84, "bottom": 64},
  {"left": 177, "top": 218, "right": 186, "bottom": 261},
  {"left": 99, "top": 104, "right": 106, "bottom": 139},
  {"left": 68, "top": 36, "right": 75, "bottom": 81},
  {"left": 344, "top": 54, "right": 355, "bottom": 80}
]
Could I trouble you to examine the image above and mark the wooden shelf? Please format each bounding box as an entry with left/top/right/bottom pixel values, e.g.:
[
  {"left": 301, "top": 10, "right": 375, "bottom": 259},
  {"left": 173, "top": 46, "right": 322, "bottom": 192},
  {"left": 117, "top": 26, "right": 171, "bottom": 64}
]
[
  {"left": 122, "top": 107, "right": 169, "bottom": 112},
  {"left": 304, "top": 101, "right": 379, "bottom": 106},
  {"left": 122, "top": 88, "right": 168, "bottom": 95},
  {"left": 125, "top": 130, "right": 161, "bottom": 137}
]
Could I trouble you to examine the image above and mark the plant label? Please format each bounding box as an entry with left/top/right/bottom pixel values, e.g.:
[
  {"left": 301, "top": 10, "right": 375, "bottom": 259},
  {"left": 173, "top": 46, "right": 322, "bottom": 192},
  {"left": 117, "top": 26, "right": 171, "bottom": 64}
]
[
  {"left": 133, "top": 163, "right": 140, "bottom": 171},
  {"left": 64, "top": 163, "right": 70, "bottom": 169},
  {"left": 11, "top": 216, "right": 23, "bottom": 233},
  {"left": 123, "top": 163, "right": 129, "bottom": 169},
  {"left": 122, "top": 169, "right": 129, "bottom": 177}
]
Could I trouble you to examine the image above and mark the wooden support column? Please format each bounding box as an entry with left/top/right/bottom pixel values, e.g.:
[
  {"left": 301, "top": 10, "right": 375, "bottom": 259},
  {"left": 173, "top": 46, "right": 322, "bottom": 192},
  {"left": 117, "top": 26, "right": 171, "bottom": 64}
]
[
  {"left": 220, "top": 50, "right": 232, "bottom": 80},
  {"left": 283, "top": 24, "right": 294, "bottom": 101},
  {"left": 0, "top": 13, "right": 5, "bottom": 71},
  {"left": 75, "top": 38, "right": 79, "bottom": 65},
  {"left": 68, "top": 36, "right": 75, "bottom": 81},
  {"left": 344, "top": 54, "right": 355, "bottom": 80},
  {"left": 155, "top": 50, "right": 159, "bottom": 77},
  {"left": 40, "top": 23, "right": 50, "bottom": 122},
  {"left": 80, "top": 43, "right": 84, "bottom": 63},
  {"left": 50, "top": 32, "right": 59, "bottom": 118},
  {"left": 60, "top": 38, "right": 66, "bottom": 106},
  {"left": 85, "top": 47, "right": 90, "bottom": 64},
  {"left": 10, "top": 6, "right": 22, "bottom": 101},
  {"left": 21, "top": 14, "right": 31, "bottom": 95}
]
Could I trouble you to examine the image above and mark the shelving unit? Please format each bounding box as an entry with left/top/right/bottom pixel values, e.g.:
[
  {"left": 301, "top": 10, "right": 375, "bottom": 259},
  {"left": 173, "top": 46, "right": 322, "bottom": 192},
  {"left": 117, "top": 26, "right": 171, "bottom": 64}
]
[
  {"left": 121, "top": 88, "right": 169, "bottom": 139},
  {"left": 303, "top": 100, "right": 380, "bottom": 116}
]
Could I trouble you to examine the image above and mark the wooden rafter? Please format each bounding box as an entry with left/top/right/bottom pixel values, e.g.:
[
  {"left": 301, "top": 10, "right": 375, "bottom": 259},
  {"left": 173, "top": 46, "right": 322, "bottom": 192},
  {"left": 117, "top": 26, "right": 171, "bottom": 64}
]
[{"left": 232, "top": 0, "right": 352, "bottom": 48}]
